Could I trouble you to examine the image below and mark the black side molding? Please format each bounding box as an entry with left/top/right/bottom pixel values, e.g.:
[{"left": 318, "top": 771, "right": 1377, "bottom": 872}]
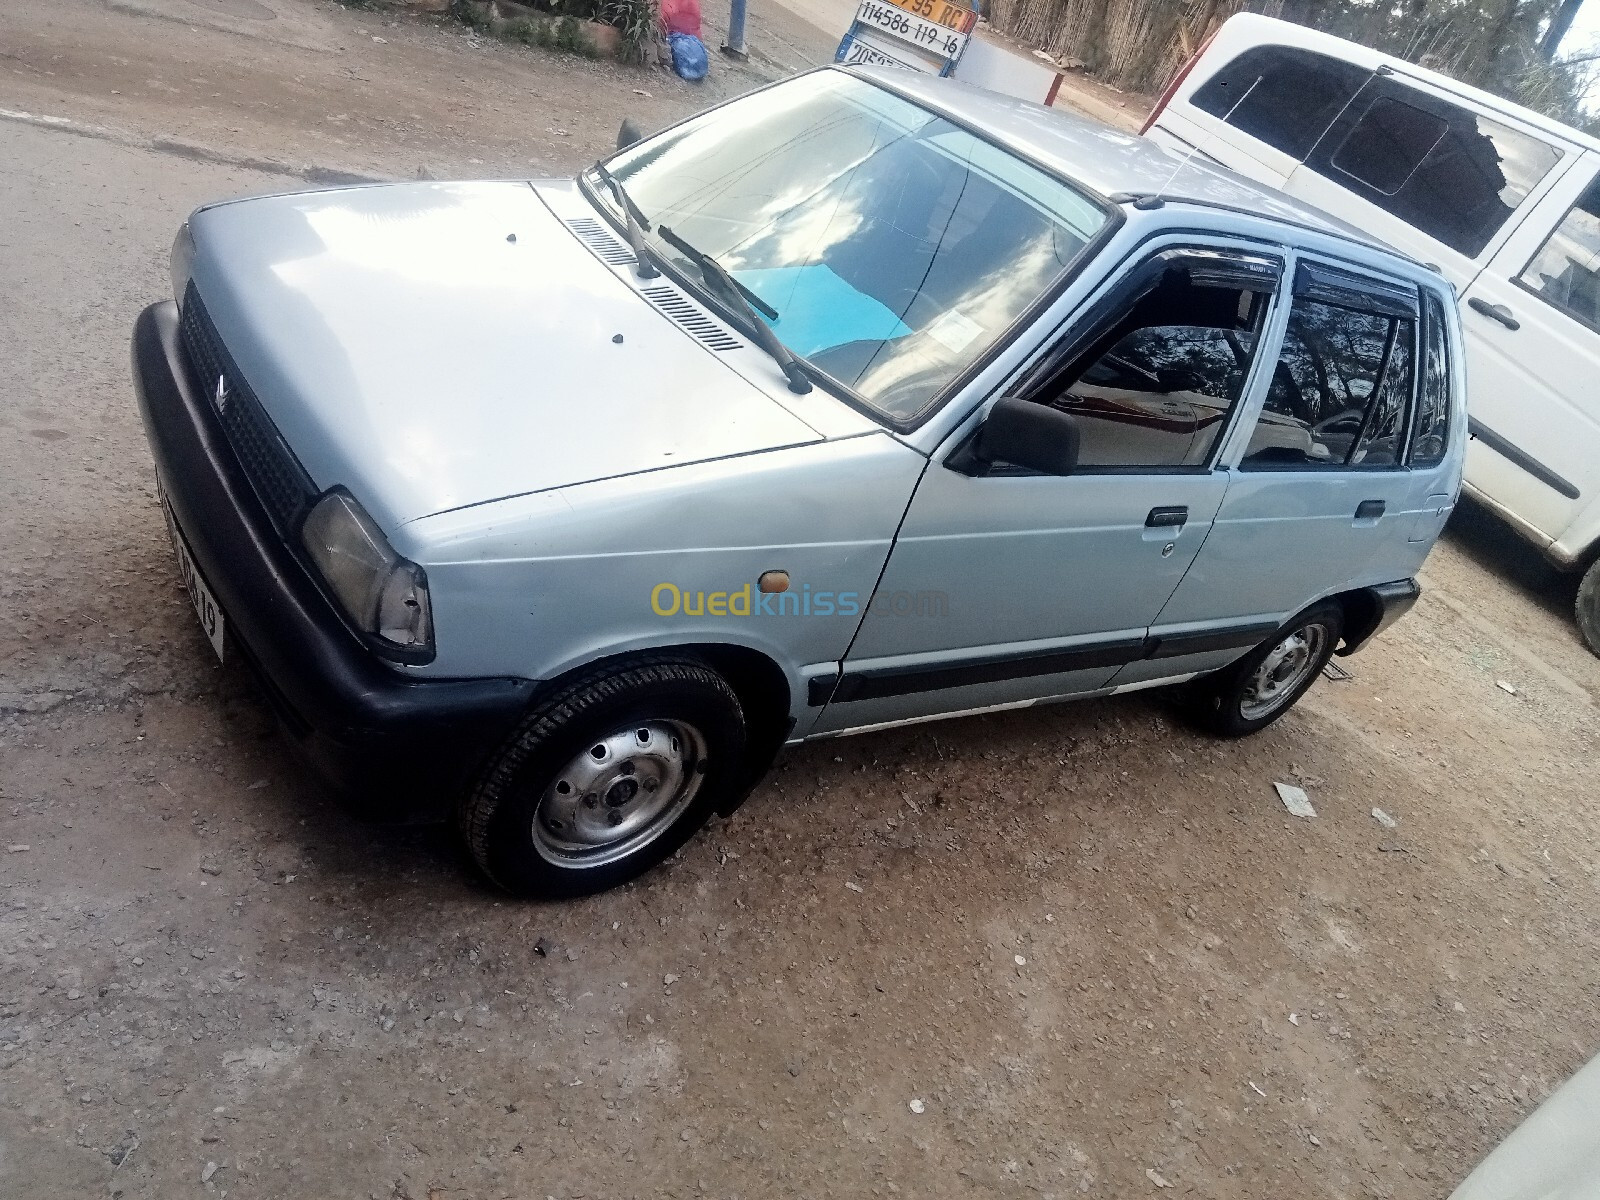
[
  {"left": 814, "top": 619, "right": 1286, "bottom": 706},
  {"left": 831, "top": 637, "right": 1148, "bottom": 703},
  {"left": 1146, "top": 622, "right": 1279, "bottom": 660},
  {"left": 807, "top": 674, "right": 839, "bottom": 707},
  {"left": 1469, "top": 419, "right": 1580, "bottom": 501}
]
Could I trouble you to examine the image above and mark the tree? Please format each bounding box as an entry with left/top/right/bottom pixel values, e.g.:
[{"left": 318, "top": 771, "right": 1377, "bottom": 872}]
[{"left": 1541, "top": 0, "right": 1586, "bottom": 58}]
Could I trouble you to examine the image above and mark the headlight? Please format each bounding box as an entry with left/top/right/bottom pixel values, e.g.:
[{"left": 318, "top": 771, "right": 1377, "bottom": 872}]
[
  {"left": 301, "top": 491, "right": 435, "bottom": 660},
  {"left": 171, "top": 222, "right": 196, "bottom": 304}
]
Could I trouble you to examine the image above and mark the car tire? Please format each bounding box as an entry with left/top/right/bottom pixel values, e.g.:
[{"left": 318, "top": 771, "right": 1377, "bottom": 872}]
[
  {"left": 1578, "top": 559, "right": 1600, "bottom": 658},
  {"left": 458, "top": 656, "right": 747, "bottom": 898},
  {"left": 1187, "top": 601, "right": 1344, "bottom": 738}
]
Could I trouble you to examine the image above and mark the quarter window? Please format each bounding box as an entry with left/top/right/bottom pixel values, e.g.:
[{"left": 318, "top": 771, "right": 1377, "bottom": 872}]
[
  {"left": 1243, "top": 292, "right": 1415, "bottom": 470},
  {"left": 1029, "top": 266, "right": 1270, "bottom": 470},
  {"left": 1410, "top": 293, "right": 1452, "bottom": 466},
  {"left": 1516, "top": 176, "right": 1600, "bottom": 334},
  {"left": 1309, "top": 88, "right": 1561, "bottom": 259},
  {"left": 1192, "top": 45, "right": 1371, "bottom": 161}
]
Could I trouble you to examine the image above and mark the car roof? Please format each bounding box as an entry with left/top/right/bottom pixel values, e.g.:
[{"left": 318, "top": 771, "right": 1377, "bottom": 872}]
[{"left": 850, "top": 66, "right": 1412, "bottom": 264}]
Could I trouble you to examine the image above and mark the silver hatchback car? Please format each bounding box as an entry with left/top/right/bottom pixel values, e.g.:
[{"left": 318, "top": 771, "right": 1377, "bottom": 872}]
[{"left": 133, "top": 68, "right": 1465, "bottom": 896}]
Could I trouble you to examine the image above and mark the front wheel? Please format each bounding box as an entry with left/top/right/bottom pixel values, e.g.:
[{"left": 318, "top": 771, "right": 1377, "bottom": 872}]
[
  {"left": 1186, "top": 602, "right": 1344, "bottom": 737},
  {"left": 1576, "top": 558, "right": 1600, "bottom": 658},
  {"left": 458, "top": 656, "right": 748, "bottom": 898}
]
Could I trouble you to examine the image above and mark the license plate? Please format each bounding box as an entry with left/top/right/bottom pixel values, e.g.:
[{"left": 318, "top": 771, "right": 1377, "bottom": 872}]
[
  {"left": 841, "top": 32, "right": 936, "bottom": 70},
  {"left": 159, "top": 486, "right": 226, "bottom": 662},
  {"left": 853, "top": 0, "right": 969, "bottom": 58},
  {"left": 886, "top": 0, "right": 976, "bottom": 34}
]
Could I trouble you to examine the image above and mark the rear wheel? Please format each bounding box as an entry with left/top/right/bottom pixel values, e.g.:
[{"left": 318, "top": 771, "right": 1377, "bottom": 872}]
[
  {"left": 1577, "top": 558, "right": 1600, "bottom": 657},
  {"left": 1187, "top": 601, "right": 1344, "bottom": 737},
  {"left": 458, "top": 656, "right": 747, "bottom": 898}
]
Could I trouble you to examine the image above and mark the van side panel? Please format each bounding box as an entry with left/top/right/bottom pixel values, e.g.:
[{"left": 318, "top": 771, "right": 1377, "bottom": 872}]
[{"left": 1458, "top": 153, "right": 1600, "bottom": 547}]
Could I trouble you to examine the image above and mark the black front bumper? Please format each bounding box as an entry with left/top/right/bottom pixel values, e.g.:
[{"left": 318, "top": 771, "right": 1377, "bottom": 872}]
[{"left": 132, "top": 301, "right": 536, "bottom": 820}]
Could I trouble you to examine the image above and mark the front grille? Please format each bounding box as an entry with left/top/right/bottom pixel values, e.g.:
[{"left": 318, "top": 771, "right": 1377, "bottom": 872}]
[{"left": 179, "top": 285, "right": 317, "bottom": 534}]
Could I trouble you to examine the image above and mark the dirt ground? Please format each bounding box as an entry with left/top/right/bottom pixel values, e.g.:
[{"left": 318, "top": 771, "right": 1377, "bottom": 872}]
[{"left": 3, "top": 3, "right": 1600, "bottom": 1197}]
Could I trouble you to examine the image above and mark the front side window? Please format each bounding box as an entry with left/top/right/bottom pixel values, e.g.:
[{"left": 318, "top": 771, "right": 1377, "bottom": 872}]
[
  {"left": 1311, "top": 88, "right": 1561, "bottom": 259},
  {"left": 1191, "top": 45, "right": 1371, "bottom": 160},
  {"left": 1026, "top": 264, "right": 1271, "bottom": 470},
  {"left": 1242, "top": 286, "right": 1415, "bottom": 470},
  {"left": 601, "top": 71, "right": 1110, "bottom": 424},
  {"left": 1516, "top": 176, "right": 1600, "bottom": 334}
]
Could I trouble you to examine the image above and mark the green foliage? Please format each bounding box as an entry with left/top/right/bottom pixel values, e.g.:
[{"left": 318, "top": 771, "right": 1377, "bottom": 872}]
[
  {"left": 603, "top": 0, "right": 659, "bottom": 63},
  {"left": 450, "top": 0, "right": 652, "bottom": 60}
]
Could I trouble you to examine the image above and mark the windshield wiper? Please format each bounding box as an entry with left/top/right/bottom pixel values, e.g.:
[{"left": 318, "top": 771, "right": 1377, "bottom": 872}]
[
  {"left": 592, "top": 163, "right": 658, "bottom": 281},
  {"left": 656, "top": 224, "right": 811, "bottom": 395}
]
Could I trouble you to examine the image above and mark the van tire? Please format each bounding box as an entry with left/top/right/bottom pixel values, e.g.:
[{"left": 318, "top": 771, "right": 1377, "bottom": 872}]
[
  {"left": 1577, "top": 559, "right": 1600, "bottom": 657},
  {"left": 1187, "top": 601, "right": 1344, "bottom": 738},
  {"left": 458, "top": 656, "right": 747, "bottom": 898}
]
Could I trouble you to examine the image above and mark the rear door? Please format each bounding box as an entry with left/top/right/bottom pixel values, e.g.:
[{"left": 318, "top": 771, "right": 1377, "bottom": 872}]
[
  {"left": 1457, "top": 154, "right": 1600, "bottom": 542},
  {"left": 1139, "top": 258, "right": 1441, "bottom": 673}
]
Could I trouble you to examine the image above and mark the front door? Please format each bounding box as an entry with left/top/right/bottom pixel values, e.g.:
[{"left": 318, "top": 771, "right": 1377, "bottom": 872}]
[
  {"left": 1457, "top": 154, "right": 1600, "bottom": 544},
  {"left": 813, "top": 245, "right": 1283, "bottom": 734},
  {"left": 1146, "top": 257, "right": 1451, "bottom": 667}
]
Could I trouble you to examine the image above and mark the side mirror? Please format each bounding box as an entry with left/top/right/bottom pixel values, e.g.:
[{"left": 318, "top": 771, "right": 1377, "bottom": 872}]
[
  {"left": 617, "top": 118, "right": 643, "bottom": 150},
  {"left": 976, "top": 395, "right": 1080, "bottom": 475}
]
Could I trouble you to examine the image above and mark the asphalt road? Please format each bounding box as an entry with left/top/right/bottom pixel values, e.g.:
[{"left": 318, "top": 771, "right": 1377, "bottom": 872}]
[{"left": 3, "top": 4, "right": 1600, "bottom": 1198}]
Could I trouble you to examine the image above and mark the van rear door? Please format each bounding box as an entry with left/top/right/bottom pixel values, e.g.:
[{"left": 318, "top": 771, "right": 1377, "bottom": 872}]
[{"left": 1456, "top": 153, "right": 1600, "bottom": 544}]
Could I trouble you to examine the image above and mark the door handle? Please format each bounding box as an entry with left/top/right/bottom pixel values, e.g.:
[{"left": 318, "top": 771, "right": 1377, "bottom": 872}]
[
  {"left": 1468, "top": 297, "right": 1520, "bottom": 331},
  {"left": 1146, "top": 505, "right": 1189, "bottom": 528},
  {"left": 1355, "top": 499, "right": 1386, "bottom": 520}
]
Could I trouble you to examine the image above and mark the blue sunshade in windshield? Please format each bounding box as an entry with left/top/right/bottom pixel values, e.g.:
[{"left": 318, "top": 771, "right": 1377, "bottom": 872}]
[{"left": 732, "top": 264, "right": 912, "bottom": 358}]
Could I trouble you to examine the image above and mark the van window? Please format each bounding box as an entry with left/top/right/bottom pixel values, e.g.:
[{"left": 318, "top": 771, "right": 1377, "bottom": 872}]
[
  {"left": 1330, "top": 96, "right": 1446, "bottom": 194},
  {"left": 1516, "top": 176, "right": 1600, "bottom": 335},
  {"left": 1192, "top": 45, "right": 1371, "bottom": 161},
  {"left": 1242, "top": 294, "right": 1415, "bottom": 470},
  {"left": 1031, "top": 271, "right": 1269, "bottom": 470},
  {"left": 1309, "top": 87, "right": 1561, "bottom": 258},
  {"left": 1410, "top": 293, "right": 1452, "bottom": 466}
]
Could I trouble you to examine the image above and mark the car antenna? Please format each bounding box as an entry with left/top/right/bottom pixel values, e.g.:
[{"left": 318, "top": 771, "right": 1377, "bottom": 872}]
[{"left": 1141, "top": 73, "right": 1264, "bottom": 209}]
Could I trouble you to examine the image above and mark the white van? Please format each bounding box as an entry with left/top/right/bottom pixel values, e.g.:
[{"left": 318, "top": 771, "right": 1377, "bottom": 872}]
[{"left": 1143, "top": 13, "right": 1600, "bottom": 653}]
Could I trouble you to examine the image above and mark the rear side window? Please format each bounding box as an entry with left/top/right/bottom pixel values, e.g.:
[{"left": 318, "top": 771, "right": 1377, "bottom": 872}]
[
  {"left": 1310, "top": 88, "right": 1561, "bottom": 259},
  {"left": 1243, "top": 272, "right": 1417, "bottom": 470},
  {"left": 1517, "top": 176, "right": 1600, "bottom": 334},
  {"left": 1191, "top": 45, "right": 1370, "bottom": 160},
  {"left": 1410, "top": 293, "right": 1452, "bottom": 466}
]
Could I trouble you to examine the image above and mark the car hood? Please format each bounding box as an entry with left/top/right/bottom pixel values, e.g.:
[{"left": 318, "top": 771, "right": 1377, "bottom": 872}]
[{"left": 186, "top": 181, "right": 827, "bottom": 529}]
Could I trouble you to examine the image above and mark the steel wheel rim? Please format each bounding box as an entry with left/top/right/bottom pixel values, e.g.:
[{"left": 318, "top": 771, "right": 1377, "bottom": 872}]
[
  {"left": 1239, "top": 622, "right": 1329, "bottom": 720},
  {"left": 531, "top": 719, "right": 707, "bottom": 868}
]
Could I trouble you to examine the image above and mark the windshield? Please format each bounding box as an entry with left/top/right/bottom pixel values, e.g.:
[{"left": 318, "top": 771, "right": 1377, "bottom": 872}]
[{"left": 596, "top": 71, "right": 1110, "bottom": 423}]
